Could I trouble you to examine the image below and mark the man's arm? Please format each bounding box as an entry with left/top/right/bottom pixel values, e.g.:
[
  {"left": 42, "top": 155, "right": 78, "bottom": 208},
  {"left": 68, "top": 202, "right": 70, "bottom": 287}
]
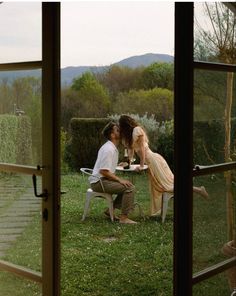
[{"left": 100, "top": 169, "right": 133, "bottom": 188}]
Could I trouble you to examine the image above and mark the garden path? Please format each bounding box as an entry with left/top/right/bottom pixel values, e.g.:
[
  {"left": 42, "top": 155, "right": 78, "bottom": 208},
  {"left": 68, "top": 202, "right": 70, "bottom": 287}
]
[{"left": 0, "top": 179, "right": 41, "bottom": 258}]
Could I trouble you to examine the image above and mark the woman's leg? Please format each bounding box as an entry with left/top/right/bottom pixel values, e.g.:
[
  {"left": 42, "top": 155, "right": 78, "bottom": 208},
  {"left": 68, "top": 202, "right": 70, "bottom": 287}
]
[
  {"left": 193, "top": 186, "right": 209, "bottom": 199},
  {"left": 148, "top": 176, "right": 163, "bottom": 215}
]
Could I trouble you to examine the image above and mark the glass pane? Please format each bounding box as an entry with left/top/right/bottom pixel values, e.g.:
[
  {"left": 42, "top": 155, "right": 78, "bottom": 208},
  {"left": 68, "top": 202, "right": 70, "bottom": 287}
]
[
  {"left": 0, "top": 2, "right": 41, "bottom": 63},
  {"left": 194, "top": 69, "right": 236, "bottom": 165},
  {"left": 0, "top": 271, "right": 41, "bottom": 296},
  {"left": 0, "top": 173, "right": 41, "bottom": 268},
  {"left": 193, "top": 270, "right": 232, "bottom": 296},
  {"left": 193, "top": 170, "right": 236, "bottom": 272},
  {"left": 194, "top": 2, "right": 236, "bottom": 65},
  {"left": 0, "top": 71, "right": 42, "bottom": 287},
  {"left": 0, "top": 71, "right": 42, "bottom": 166}
]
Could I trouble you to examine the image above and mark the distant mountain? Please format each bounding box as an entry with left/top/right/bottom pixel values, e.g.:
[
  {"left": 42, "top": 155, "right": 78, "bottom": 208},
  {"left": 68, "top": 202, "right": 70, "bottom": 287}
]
[
  {"left": 115, "top": 53, "right": 173, "bottom": 68},
  {"left": 0, "top": 53, "right": 174, "bottom": 85}
]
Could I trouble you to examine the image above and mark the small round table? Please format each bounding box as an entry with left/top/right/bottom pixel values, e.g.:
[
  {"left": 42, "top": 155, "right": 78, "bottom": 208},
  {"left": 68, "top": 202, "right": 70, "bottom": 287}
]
[{"left": 116, "top": 164, "right": 148, "bottom": 183}]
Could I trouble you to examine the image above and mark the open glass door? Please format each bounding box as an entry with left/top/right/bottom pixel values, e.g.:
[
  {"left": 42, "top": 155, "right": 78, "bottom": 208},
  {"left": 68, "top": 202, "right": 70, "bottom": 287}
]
[
  {"left": 174, "top": 2, "right": 236, "bottom": 295},
  {"left": 192, "top": 3, "right": 236, "bottom": 295},
  {"left": 0, "top": 3, "right": 60, "bottom": 295}
]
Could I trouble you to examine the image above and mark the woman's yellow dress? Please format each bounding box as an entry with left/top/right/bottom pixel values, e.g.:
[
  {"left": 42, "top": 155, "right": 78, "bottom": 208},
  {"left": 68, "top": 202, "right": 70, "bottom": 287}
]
[{"left": 132, "top": 126, "right": 174, "bottom": 215}]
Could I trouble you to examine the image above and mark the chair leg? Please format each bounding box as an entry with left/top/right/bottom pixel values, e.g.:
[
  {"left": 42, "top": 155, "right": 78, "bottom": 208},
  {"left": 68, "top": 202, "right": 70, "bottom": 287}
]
[
  {"left": 81, "top": 193, "right": 93, "bottom": 221},
  {"left": 107, "top": 199, "right": 114, "bottom": 222},
  {"left": 162, "top": 192, "right": 173, "bottom": 223}
]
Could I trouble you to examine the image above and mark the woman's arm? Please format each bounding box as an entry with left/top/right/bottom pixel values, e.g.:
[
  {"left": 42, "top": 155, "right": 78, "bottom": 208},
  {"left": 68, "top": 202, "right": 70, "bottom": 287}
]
[
  {"left": 128, "top": 148, "right": 135, "bottom": 163},
  {"left": 136, "top": 135, "right": 145, "bottom": 169}
]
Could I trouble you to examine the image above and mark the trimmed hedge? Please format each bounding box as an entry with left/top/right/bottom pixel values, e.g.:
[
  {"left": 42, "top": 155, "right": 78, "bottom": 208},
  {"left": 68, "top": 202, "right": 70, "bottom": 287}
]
[
  {"left": 155, "top": 118, "right": 236, "bottom": 167},
  {"left": 16, "top": 116, "right": 33, "bottom": 164},
  {"left": 64, "top": 118, "right": 110, "bottom": 170},
  {"left": 0, "top": 115, "right": 18, "bottom": 163},
  {"left": 0, "top": 115, "right": 32, "bottom": 164},
  {"left": 194, "top": 118, "right": 236, "bottom": 165}
]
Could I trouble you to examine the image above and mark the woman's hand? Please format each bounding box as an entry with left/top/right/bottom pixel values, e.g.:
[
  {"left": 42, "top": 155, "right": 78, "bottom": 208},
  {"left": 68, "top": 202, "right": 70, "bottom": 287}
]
[
  {"left": 118, "top": 162, "right": 129, "bottom": 167},
  {"left": 135, "top": 165, "right": 144, "bottom": 172}
]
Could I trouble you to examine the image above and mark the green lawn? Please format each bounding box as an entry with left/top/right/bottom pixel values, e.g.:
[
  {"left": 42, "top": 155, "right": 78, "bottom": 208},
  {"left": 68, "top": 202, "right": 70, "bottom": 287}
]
[{"left": 0, "top": 172, "right": 234, "bottom": 295}]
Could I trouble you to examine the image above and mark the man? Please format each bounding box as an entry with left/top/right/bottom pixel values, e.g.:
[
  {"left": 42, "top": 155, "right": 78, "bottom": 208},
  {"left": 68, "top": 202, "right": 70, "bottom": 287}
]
[{"left": 89, "top": 121, "right": 137, "bottom": 224}]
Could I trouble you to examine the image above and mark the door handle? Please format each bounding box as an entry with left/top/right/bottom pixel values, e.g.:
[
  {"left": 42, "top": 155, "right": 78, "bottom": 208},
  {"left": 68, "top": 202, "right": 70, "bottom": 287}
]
[
  {"left": 32, "top": 174, "right": 66, "bottom": 197},
  {"left": 32, "top": 174, "right": 48, "bottom": 199}
]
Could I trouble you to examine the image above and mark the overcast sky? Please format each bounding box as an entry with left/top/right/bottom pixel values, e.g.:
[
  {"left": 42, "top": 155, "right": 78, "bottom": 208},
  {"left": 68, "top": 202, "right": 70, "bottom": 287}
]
[
  {"left": 61, "top": 2, "right": 175, "bottom": 67},
  {"left": 0, "top": 1, "right": 175, "bottom": 68}
]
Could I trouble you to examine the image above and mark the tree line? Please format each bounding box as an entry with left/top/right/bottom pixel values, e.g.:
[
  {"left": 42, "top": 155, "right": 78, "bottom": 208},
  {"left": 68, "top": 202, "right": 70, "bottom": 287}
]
[
  {"left": 62, "top": 62, "right": 174, "bottom": 130},
  {"left": 0, "top": 61, "right": 231, "bottom": 132}
]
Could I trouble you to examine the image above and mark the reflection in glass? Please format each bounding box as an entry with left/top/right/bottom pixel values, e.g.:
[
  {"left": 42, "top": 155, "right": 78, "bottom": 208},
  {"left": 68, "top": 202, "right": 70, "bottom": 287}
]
[
  {"left": 0, "top": 271, "right": 41, "bottom": 296},
  {"left": 193, "top": 171, "right": 236, "bottom": 292},
  {"left": 194, "top": 69, "right": 236, "bottom": 166},
  {"left": 193, "top": 271, "right": 230, "bottom": 296},
  {"left": 0, "top": 72, "right": 42, "bottom": 166},
  {"left": 0, "top": 173, "right": 41, "bottom": 271}
]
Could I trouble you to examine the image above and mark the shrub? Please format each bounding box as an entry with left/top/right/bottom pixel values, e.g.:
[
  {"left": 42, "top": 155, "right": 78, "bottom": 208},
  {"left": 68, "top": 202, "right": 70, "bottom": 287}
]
[
  {"left": 109, "top": 113, "right": 160, "bottom": 152},
  {"left": 64, "top": 118, "right": 110, "bottom": 170},
  {"left": 156, "top": 119, "right": 174, "bottom": 169},
  {"left": 193, "top": 118, "right": 236, "bottom": 165},
  {"left": 61, "top": 128, "right": 70, "bottom": 174}
]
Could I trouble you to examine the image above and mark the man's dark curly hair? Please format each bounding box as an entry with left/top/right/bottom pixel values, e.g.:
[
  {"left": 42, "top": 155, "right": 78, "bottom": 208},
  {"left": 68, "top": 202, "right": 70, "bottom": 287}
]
[{"left": 102, "top": 121, "right": 118, "bottom": 140}]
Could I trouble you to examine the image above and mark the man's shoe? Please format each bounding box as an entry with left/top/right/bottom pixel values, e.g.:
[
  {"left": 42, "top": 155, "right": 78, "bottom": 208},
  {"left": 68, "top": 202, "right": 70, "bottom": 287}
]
[{"left": 119, "top": 218, "right": 137, "bottom": 224}]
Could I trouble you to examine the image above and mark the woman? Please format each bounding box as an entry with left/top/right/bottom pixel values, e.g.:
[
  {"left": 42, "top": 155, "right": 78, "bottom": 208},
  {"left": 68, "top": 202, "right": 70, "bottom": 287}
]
[{"left": 119, "top": 115, "right": 208, "bottom": 216}]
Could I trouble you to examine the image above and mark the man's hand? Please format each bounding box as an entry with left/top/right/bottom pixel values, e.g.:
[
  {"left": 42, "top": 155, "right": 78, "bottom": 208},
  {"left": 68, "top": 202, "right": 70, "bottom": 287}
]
[
  {"left": 100, "top": 169, "right": 132, "bottom": 187},
  {"left": 119, "top": 178, "right": 133, "bottom": 187}
]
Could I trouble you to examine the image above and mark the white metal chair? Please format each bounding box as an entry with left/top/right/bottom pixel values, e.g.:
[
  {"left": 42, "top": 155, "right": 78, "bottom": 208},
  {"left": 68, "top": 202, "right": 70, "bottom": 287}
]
[
  {"left": 80, "top": 168, "right": 114, "bottom": 222},
  {"left": 162, "top": 192, "right": 174, "bottom": 223}
]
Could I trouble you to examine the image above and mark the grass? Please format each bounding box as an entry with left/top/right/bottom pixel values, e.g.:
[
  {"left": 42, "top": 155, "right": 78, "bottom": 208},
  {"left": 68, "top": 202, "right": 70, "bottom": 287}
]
[
  {"left": 0, "top": 171, "right": 234, "bottom": 295},
  {"left": 61, "top": 172, "right": 173, "bottom": 296}
]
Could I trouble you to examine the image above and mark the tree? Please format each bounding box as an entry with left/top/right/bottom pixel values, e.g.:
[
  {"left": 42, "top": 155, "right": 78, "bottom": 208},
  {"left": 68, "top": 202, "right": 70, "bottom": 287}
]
[
  {"left": 112, "top": 88, "right": 173, "bottom": 122},
  {"left": 96, "top": 65, "right": 144, "bottom": 98},
  {"left": 71, "top": 72, "right": 111, "bottom": 118},
  {"left": 61, "top": 88, "right": 81, "bottom": 130},
  {"left": 141, "top": 62, "right": 174, "bottom": 90}
]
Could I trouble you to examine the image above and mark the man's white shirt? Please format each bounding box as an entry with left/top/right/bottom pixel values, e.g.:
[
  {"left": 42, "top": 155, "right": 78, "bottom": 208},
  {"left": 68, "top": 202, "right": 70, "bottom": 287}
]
[{"left": 89, "top": 140, "right": 118, "bottom": 184}]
